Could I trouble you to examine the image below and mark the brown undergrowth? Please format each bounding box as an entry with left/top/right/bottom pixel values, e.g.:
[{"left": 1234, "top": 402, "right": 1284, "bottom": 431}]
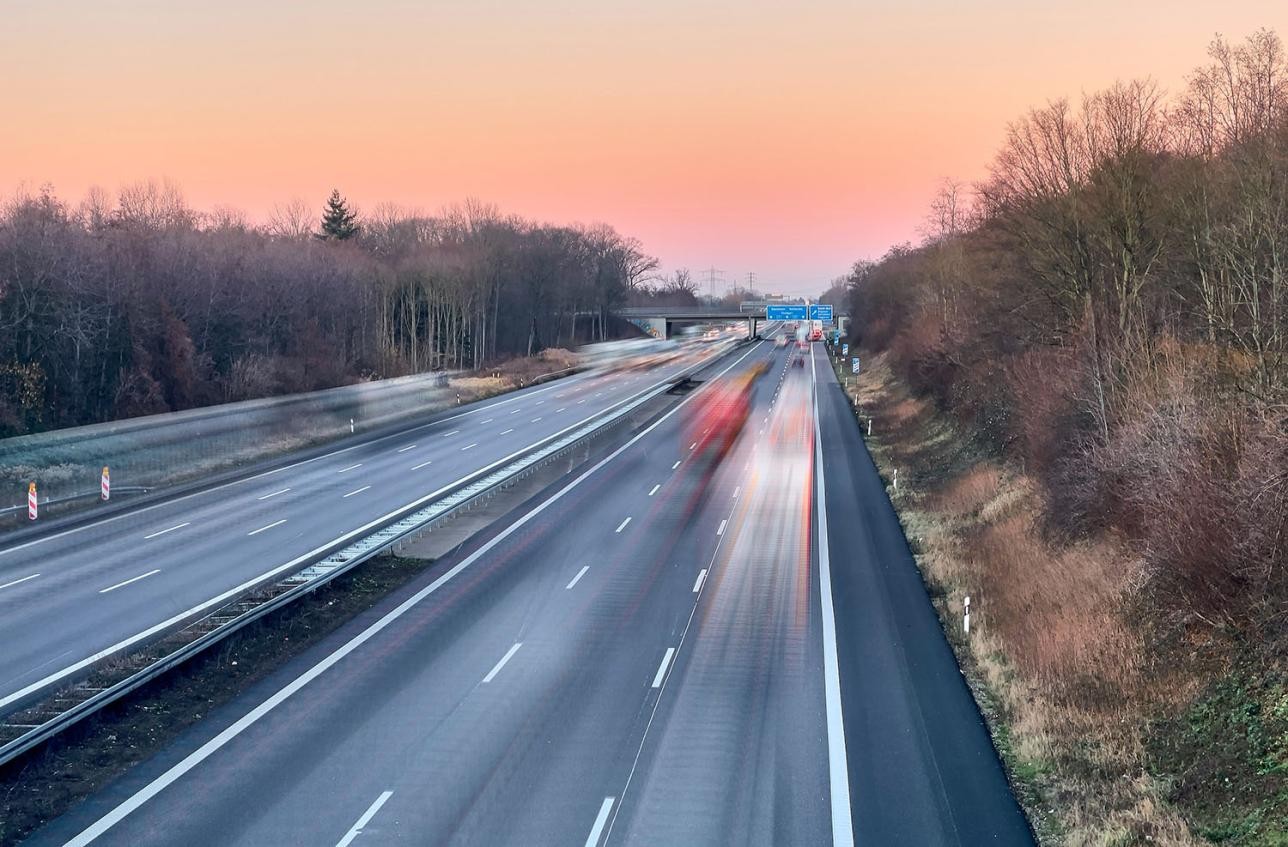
[{"left": 845, "top": 352, "right": 1200, "bottom": 846}]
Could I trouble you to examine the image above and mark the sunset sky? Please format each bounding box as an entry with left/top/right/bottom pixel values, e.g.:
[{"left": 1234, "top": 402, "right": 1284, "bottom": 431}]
[{"left": 3, "top": 1, "right": 1285, "bottom": 295}]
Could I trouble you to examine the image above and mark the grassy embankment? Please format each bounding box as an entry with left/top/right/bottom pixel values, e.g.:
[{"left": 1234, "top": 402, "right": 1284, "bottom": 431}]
[{"left": 830, "top": 351, "right": 1286, "bottom": 846}]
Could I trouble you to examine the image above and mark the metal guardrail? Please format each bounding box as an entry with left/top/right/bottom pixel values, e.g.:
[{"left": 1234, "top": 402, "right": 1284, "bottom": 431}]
[
  {"left": 0, "top": 486, "right": 151, "bottom": 518},
  {"left": 0, "top": 372, "right": 681, "bottom": 767}
]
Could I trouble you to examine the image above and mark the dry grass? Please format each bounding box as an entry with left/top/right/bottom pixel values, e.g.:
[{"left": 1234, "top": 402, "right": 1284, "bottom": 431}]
[{"left": 848, "top": 353, "right": 1201, "bottom": 846}]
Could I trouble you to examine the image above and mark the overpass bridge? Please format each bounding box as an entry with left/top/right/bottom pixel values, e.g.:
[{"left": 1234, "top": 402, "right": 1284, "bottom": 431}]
[{"left": 614, "top": 305, "right": 848, "bottom": 340}]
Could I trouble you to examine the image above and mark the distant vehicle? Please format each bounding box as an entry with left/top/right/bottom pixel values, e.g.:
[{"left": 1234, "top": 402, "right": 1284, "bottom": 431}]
[
  {"left": 808, "top": 320, "right": 824, "bottom": 342},
  {"left": 774, "top": 335, "right": 789, "bottom": 348}
]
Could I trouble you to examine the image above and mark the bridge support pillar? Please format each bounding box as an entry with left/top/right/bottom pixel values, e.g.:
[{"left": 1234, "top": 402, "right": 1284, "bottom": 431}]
[{"left": 746, "top": 316, "right": 757, "bottom": 339}]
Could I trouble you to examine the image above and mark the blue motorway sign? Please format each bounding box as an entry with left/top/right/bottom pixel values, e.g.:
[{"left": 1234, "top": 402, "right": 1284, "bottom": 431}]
[
  {"left": 765, "top": 303, "right": 834, "bottom": 322},
  {"left": 765, "top": 305, "right": 808, "bottom": 321}
]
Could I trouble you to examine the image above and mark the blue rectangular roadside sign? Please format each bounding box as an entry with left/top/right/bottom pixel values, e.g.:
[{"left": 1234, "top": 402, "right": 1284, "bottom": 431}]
[
  {"left": 851, "top": 357, "right": 861, "bottom": 374},
  {"left": 842, "top": 342, "right": 849, "bottom": 356},
  {"left": 765, "top": 304, "right": 808, "bottom": 321},
  {"left": 809, "top": 304, "right": 834, "bottom": 322}
]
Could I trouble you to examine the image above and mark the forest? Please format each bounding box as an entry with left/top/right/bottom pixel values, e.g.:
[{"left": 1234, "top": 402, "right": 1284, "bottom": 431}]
[
  {"left": 0, "top": 187, "right": 659, "bottom": 435},
  {"left": 848, "top": 29, "right": 1287, "bottom": 635}
]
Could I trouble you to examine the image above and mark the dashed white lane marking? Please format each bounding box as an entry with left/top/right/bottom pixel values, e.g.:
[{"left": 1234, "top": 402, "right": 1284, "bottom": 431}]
[
  {"left": 717, "top": 519, "right": 727, "bottom": 536},
  {"left": 585, "top": 797, "right": 615, "bottom": 847},
  {"left": 689, "top": 442, "right": 697, "bottom": 450},
  {"left": 556, "top": 407, "right": 566, "bottom": 412},
  {"left": 462, "top": 443, "right": 478, "bottom": 451},
  {"left": 442, "top": 430, "right": 459, "bottom": 437},
  {"left": 481, "top": 418, "right": 494, "bottom": 424},
  {"left": 733, "top": 486, "right": 741, "bottom": 498},
  {"left": 248, "top": 519, "right": 287, "bottom": 537},
  {"left": 509, "top": 409, "right": 522, "bottom": 415},
  {"left": 143, "top": 522, "right": 189, "bottom": 540},
  {"left": 0, "top": 573, "right": 40, "bottom": 592},
  {"left": 672, "top": 460, "right": 681, "bottom": 470},
  {"left": 338, "top": 464, "right": 362, "bottom": 473},
  {"left": 99, "top": 569, "right": 161, "bottom": 594},
  {"left": 648, "top": 484, "right": 660, "bottom": 496},
  {"left": 482, "top": 642, "right": 522, "bottom": 683},
  {"left": 501, "top": 428, "right": 515, "bottom": 435},
  {"left": 651, "top": 647, "right": 676, "bottom": 688},
  {"left": 692, "top": 569, "right": 707, "bottom": 593},
  {"left": 615, "top": 517, "right": 632, "bottom": 533},
  {"left": 412, "top": 460, "right": 433, "bottom": 470},
  {"left": 342, "top": 486, "right": 371, "bottom": 498},
  {"left": 335, "top": 790, "right": 394, "bottom": 847},
  {"left": 531, "top": 417, "right": 543, "bottom": 423},
  {"left": 257, "top": 488, "right": 291, "bottom": 501},
  {"left": 396, "top": 444, "right": 417, "bottom": 453},
  {"left": 566, "top": 565, "right": 590, "bottom": 590}
]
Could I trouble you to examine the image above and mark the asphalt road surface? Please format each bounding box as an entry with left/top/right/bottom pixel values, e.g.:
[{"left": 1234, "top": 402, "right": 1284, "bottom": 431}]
[
  {"left": 24, "top": 339, "right": 1034, "bottom": 845},
  {"left": 0, "top": 343, "right": 738, "bottom": 717}
]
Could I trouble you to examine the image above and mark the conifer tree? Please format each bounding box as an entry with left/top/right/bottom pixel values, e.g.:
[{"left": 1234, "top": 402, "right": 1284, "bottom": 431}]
[{"left": 317, "top": 189, "right": 360, "bottom": 240}]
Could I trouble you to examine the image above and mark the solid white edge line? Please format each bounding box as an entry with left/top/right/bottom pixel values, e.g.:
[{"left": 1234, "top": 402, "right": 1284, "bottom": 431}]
[
  {"left": 811, "top": 344, "right": 856, "bottom": 847},
  {"left": 142, "top": 522, "right": 189, "bottom": 540},
  {"left": 56, "top": 341, "right": 765, "bottom": 846},
  {"left": 482, "top": 642, "right": 523, "bottom": 684},
  {"left": 99, "top": 569, "right": 161, "bottom": 594},
  {"left": 334, "top": 790, "right": 394, "bottom": 847},
  {"left": 342, "top": 486, "right": 371, "bottom": 498},
  {"left": 692, "top": 568, "right": 707, "bottom": 593},
  {"left": 565, "top": 565, "right": 590, "bottom": 590},
  {"left": 650, "top": 646, "right": 676, "bottom": 688},
  {"left": 0, "top": 573, "right": 40, "bottom": 591},
  {"left": 247, "top": 519, "right": 287, "bottom": 537},
  {"left": 615, "top": 517, "right": 631, "bottom": 533},
  {"left": 257, "top": 488, "right": 291, "bottom": 501},
  {"left": 585, "top": 797, "right": 615, "bottom": 847}
]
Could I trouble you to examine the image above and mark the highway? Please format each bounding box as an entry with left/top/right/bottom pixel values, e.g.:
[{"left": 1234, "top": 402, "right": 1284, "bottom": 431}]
[
  {"left": 20, "top": 338, "right": 1034, "bottom": 845},
  {"left": 0, "top": 343, "right": 738, "bottom": 717}
]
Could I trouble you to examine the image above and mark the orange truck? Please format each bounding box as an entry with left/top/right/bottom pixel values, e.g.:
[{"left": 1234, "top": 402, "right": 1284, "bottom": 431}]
[{"left": 683, "top": 363, "right": 767, "bottom": 459}]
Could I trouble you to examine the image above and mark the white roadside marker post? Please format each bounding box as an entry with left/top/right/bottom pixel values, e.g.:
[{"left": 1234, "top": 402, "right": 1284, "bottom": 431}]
[
  {"left": 101, "top": 466, "right": 110, "bottom": 501},
  {"left": 349, "top": 418, "right": 354, "bottom": 434},
  {"left": 867, "top": 418, "right": 872, "bottom": 436},
  {"left": 892, "top": 469, "right": 898, "bottom": 490},
  {"left": 964, "top": 596, "right": 971, "bottom": 634},
  {"left": 28, "top": 481, "right": 37, "bottom": 521}
]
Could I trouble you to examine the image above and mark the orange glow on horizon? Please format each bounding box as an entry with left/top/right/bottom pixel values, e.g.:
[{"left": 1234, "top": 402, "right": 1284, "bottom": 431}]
[{"left": 3, "top": 0, "right": 1285, "bottom": 292}]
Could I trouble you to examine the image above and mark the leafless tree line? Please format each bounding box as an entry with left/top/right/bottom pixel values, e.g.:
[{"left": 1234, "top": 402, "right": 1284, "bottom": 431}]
[
  {"left": 849, "top": 30, "right": 1288, "bottom": 628},
  {"left": 0, "top": 184, "right": 656, "bottom": 435}
]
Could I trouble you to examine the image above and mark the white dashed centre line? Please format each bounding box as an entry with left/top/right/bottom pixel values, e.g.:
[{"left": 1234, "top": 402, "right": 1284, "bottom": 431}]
[
  {"left": 555, "top": 407, "right": 566, "bottom": 412},
  {"left": 335, "top": 790, "right": 394, "bottom": 847},
  {"left": 338, "top": 464, "right": 362, "bottom": 474},
  {"left": 651, "top": 647, "right": 676, "bottom": 688},
  {"left": 257, "top": 488, "right": 290, "bottom": 501},
  {"left": 531, "top": 417, "right": 542, "bottom": 423},
  {"left": 692, "top": 569, "right": 707, "bottom": 593},
  {"left": 396, "top": 444, "right": 417, "bottom": 453},
  {"left": 733, "top": 486, "right": 741, "bottom": 499},
  {"left": 585, "top": 798, "right": 615, "bottom": 847},
  {"left": 0, "top": 573, "right": 40, "bottom": 592},
  {"left": 615, "top": 517, "right": 632, "bottom": 533},
  {"left": 462, "top": 443, "right": 477, "bottom": 451},
  {"left": 248, "top": 519, "right": 287, "bottom": 536},
  {"left": 672, "top": 460, "right": 681, "bottom": 470},
  {"left": 143, "top": 522, "right": 189, "bottom": 540},
  {"left": 442, "top": 430, "right": 459, "bottom": 437},
  {"left": 99, "top": 569, "right": 161, "bottom": 594},
  {"left": 717, "top": 519, "right": 727, "bottom": 536},
  {"left": 412, "top": 460, "right": 433, "bottom": 470},
  {"left": 648, "top": 484, "right": 660, "bottom": 496},
  {"left": 342, "top": 485, "right": 371, "bottom": 498},
  {"left": 482, "top": 642, "right": 522, "bottom": 683},
  {"left": 565, "top": 565, "right": 589, "bottom": 590},
  {"left": 500, "top": 428, "right": 514, "bottom": 435},
  {"left": 481, "top": 418, "right": 494, "bottom": 424},
  {"left": 688, "top": 442, "right": 697, "bottom": 450}
]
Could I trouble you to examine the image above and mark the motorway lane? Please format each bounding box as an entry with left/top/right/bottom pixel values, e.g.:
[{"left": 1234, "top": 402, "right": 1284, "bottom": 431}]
[
  {"left": 812, "top": 348, "right": 1034, "bottom": 844},
  {"left": 28, "top": 339, "right": 843, "bottom": 846},
  {"left": 0, "top": 343, "right": 751, "bottom": 715}
]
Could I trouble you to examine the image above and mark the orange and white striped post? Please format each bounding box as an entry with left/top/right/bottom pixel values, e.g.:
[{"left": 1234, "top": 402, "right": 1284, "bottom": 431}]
[
  {"left": 27, "top": 481, "right": 37, "bottom": 521},
  {"left": 101, "top": 466, "right": 111, "bottom": 501}
]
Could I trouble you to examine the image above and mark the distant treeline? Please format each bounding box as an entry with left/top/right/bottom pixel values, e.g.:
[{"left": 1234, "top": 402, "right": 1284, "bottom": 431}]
[
  {"left": 0, "top": 188, "right": 662, "bottom": 435},
  {"left": 847, "top": 30, "right": 1288, "bottom": 630}
]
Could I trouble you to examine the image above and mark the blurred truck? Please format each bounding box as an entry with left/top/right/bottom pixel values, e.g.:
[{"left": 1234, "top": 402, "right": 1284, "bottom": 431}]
[{"left": 682, "top": 363, "right": 767, "bottom": 460}]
